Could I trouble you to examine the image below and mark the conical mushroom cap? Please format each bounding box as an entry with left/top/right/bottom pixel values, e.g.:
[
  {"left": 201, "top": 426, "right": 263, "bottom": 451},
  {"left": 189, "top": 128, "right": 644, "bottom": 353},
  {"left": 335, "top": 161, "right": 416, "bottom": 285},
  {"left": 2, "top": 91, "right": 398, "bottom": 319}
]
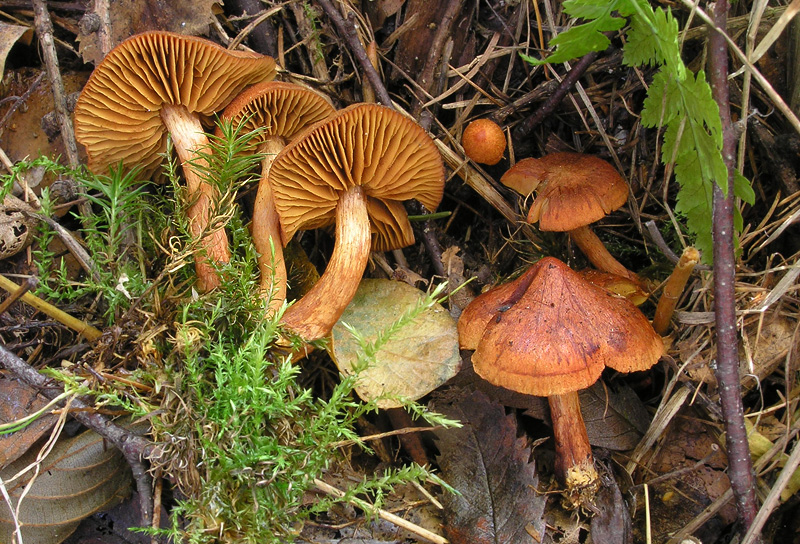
[
  {"left": 460, "top": 257, "right": 663, "bottom": 396},
  {"left": 500, "top": 153, "right": 628, "bottom": 232},
  {"left": 218, "top": 81, "right": 334, "bottom": 146},
  {"left": 74, "top": 31, "right": 276, "bottom": 176},
  {"left": 268, "top": 103, "right": 444, "bottom": 247}
]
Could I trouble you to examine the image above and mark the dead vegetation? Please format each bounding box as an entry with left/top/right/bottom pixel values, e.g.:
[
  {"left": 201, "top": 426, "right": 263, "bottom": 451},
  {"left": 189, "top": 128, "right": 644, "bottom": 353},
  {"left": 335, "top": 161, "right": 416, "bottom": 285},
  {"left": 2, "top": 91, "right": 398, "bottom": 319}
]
[{"left": 0, "top": 0, "right": 797, "bottom": 543}]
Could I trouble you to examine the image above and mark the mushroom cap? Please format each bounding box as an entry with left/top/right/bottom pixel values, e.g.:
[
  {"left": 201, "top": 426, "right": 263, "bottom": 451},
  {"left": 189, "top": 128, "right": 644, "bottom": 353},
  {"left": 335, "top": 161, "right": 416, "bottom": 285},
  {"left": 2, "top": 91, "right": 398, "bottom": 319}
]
[
  {"left": 268, "top": 103, "right": 445, "bottom": 248},
  {"left": 458, "top": 257, "right": 663, "bottom": 396},
  {"left": 74, "top": 31, "right": 277, "bottom": 176},
  {"left": 462, "top": 118, "right": 506, "bottom": 165},
  {"left": 500, "top": 153, "right": 628, "bottom": 232},
  {"left": 217, "top": 81, "right": 334, "bottom": 145}
]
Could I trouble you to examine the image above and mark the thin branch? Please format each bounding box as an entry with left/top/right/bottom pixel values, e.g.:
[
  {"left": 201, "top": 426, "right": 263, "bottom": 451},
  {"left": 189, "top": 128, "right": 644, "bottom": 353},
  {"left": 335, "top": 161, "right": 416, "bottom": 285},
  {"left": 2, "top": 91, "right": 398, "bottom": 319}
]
[
  {"left": 707, "top": 0, "right": 760, "bottom": 535},
  {"left": 0, "top": 345, "right": 156, "bottom": 526},
  {"left": 313, "top": 0, "right": 392, "bottom": 106}
]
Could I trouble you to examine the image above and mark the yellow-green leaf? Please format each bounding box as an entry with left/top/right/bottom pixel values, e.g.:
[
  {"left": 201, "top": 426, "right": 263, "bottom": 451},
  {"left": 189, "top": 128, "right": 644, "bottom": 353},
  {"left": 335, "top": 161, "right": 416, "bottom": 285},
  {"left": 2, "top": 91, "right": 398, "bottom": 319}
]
[{"left": 330, "top": 279, "right": 461, "bottom": 409}]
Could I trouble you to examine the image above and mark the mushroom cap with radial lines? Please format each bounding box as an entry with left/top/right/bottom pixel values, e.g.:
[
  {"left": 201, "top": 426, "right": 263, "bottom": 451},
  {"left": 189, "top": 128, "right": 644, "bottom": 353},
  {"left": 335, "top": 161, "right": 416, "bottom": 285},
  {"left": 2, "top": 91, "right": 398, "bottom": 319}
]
[
  {"left": 458, "top": 257, "right": 663, "bottom": 397},
  {"left": 500, "top": 153, "right": 629, "bottom": 232},
  {"left": 268, "top": 103, "right": 445, "bottom": 248},
  {"left": 217, "top": 81, "right": 334, "bottom": 145},
  {"left": 74, "top": 31, "right": 276, "bottom": 176}
]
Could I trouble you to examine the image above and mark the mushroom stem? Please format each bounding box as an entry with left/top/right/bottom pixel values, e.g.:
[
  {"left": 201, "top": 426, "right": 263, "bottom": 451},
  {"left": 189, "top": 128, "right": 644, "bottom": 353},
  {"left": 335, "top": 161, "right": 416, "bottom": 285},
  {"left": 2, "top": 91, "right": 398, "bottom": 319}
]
[
  {"left": 252, "top": 137, "right": 288, "bottom": 314},
  {"left": 652, "top": 246, "right": 700, "bottom": 335},
  {"left": 568, "top": 225, "right": 635, "bottom": 280},
  {"left": 280, "top": 185, "right": 371, "bottom": 340},
  {"left": 548, "top": 391, "right": 599, "bottom": 506},
  {"left": 161, "top": 104, "right": 230, "bottom": 292}
]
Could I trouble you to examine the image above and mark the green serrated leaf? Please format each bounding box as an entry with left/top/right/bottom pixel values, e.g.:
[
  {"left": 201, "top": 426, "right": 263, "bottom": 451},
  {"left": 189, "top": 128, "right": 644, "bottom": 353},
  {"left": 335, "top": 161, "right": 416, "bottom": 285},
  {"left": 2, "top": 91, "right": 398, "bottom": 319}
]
[
  {"left": 624, "top": 6, "right": 681, "bottom": 70},
  {"left": 734, "top": 170, "right": 755, "bottom": 205}
]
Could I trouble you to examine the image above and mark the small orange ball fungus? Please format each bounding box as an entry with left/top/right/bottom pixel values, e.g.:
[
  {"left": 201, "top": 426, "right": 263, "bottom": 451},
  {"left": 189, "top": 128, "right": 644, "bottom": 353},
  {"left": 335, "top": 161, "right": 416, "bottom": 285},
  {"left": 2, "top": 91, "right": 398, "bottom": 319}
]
[{"left": 462, "top": 118, "right": 506, "bottom": 165}]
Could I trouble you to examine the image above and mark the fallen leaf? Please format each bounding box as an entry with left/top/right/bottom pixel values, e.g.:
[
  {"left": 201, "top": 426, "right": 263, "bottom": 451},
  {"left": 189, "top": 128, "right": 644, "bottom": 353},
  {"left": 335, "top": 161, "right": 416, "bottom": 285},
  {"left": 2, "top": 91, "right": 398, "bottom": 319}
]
[
  {"left": 0, "top": 427, "right": 132, "bottom": 544},
  {"left": 524, "top": 381, "right": 651, "bottom": 451},
  {"left": 330, "top": 279, "right": 461, "bottom": 409},
  {"left": 0, "top": 23, "right": 32, "bottom": 77},
  {"left": 77, "top": 0, "right": 223, "bottom": 65},
  {"left": 432, "top": 389, "right": 546, "bottom": 544},
  {"left": 0, "top": 371, "right": 58, "bottom": 468}
]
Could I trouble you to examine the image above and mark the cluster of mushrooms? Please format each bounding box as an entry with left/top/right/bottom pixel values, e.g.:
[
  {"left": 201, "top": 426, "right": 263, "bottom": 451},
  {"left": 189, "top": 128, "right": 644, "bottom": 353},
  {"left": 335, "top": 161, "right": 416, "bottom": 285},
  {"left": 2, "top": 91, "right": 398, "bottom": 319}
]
[
  {"left": 72, "top": 31, "right": 445, "bottom": 342},
  {"left": 459, "top": 118, "right": 702, "bottom": 507},
  {"left": 72, "top": 31, "right": 693, "bottom": 509}
]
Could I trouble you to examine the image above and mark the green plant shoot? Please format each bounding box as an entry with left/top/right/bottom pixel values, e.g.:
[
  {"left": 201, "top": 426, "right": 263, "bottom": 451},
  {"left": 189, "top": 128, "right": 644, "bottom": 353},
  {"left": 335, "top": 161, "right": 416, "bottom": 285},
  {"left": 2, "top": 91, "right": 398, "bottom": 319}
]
[{"left": 522, "top": 0, "right": 756, "bottom": 262}]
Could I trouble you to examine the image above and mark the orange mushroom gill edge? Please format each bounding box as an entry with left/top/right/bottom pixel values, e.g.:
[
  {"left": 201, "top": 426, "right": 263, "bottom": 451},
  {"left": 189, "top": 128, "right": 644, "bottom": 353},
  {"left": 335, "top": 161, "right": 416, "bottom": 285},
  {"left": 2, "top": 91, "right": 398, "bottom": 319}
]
[
  {"left": 462, "top": 118, "right": 507, "bottom": 166},
  {"left": 217, "top": 81, "right": 335, "bottom": 313},
  {"left": 268, "top": 103, "right": 445, "bottom": 342},
  {"left": 457, "top": 257, "right": 663, "bottom": 508},
  {"left": 74, "top": 31, "right": 277, "bottom": 293},
  {"left": 500, "top": 153, "right": 636, "bottom": 281}
]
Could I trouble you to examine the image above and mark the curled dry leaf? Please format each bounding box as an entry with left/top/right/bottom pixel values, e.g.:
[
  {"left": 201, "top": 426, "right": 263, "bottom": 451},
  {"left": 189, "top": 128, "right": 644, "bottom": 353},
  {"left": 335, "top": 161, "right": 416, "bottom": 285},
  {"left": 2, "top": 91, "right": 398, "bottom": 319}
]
[
  {"left": 330, "top": 279, "right": 460, "bottom": 409},
  {"left": 0, "top": 201, "right": 37, "bottom": 260},
  {"left": 0, "top": 428, "right": 132, "bottom": 544}
]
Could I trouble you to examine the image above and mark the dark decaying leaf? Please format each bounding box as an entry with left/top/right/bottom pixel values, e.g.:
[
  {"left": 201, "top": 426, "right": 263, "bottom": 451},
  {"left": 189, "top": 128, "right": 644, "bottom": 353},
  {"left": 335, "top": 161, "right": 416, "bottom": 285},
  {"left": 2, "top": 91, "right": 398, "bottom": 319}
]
[
  {"left": 590, "top": 464, "right": 633, "bottom": 544},
  {"left": 523, "top": 381, "right": 651, "bottom": 451},
  {"left": 0, "top": 427, "right": 132, "bottom": 544},
  {"left": 0, "top": 371, "right": 58, "bottom": 469},
  {"left": 432, "top": 389, "right": 546, "bottom": 544}
]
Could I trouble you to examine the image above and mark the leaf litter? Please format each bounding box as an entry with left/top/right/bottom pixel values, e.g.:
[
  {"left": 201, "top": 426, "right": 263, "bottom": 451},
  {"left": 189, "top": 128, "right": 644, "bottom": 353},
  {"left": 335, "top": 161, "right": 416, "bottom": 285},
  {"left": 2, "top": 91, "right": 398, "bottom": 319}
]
[{"left": 0, "top": 0, "right": 797, "bottom": 543}]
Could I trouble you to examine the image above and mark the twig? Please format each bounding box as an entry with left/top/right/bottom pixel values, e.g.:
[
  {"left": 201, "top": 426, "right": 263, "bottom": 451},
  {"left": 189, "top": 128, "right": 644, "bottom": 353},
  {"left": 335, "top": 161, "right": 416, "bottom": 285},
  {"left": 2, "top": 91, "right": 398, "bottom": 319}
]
[
  {"left": 313, "top": 0, "right": 392, "bottom": 106},
  {"left": 31, "top": 0, "right": 79, "bottom": 169},
  {"left": 708, "top": 1, "right": 760, "bottom": 535},
  {"left": 410, "top": 0, "right": 465, "bottom": 119},
  {"left": 313, "top": 478, "right": 448, "bottom": 544},
  {"left": 0, "top": 72, "right": 44, "bottom": 133},
  {"left": 0, "top": 345, "right": 156, "bottom": 526},
  {"left": 0, "top": 273, "right": 103, "bottom": 341},
  {"left": 88, "top": 0, "right": 114, "bottom": 57},
  {"left": 0, "top": 276, "right": 37, "bottom": 316},
  {"left": 511, "top": 51, "right": 598, "bottom": 144},
  {"left": 741, "top": 436, "right": 800, "bottom": 544}
]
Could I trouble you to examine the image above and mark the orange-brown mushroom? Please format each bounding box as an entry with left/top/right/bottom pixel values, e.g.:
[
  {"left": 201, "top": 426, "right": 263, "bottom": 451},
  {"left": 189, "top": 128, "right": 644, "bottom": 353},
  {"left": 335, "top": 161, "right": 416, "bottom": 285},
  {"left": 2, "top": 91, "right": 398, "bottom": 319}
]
[
  {"left": 501, "top": 153, "right": 635, "bottom": 280},
  {"left": 268, "top": 103, "right": 444, "bottom": 341},
  {"left": 458, "top": 257, "right": 663, "bottom": 506},
  {"left": 218, "top": 81, "right": 334, "bottom": 312},
  {"left": 462, "top": 118, "right": 506, "bottom": 166},
  {"left": 74, "top": 31, "right": 276, "bottom": 292}
]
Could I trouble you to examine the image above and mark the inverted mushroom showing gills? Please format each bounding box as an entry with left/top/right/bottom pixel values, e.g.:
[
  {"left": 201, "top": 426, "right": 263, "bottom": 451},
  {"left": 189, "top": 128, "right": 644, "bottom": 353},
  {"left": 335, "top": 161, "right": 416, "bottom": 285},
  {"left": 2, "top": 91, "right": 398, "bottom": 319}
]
[
  {"left": 501, "top": 153, "right": 635, "bottom": 280},
  {"left": 74, "top": 31, "right": 277, "bottom": 292},
  {"left": 219, "top": 82, "right": 335, "bottom": 312},
  {"left": 458, "top": 257, "right": 663, "bottom": 507},
  {"left": 269, "top": 103, "right": 445, "bottom": 341}
]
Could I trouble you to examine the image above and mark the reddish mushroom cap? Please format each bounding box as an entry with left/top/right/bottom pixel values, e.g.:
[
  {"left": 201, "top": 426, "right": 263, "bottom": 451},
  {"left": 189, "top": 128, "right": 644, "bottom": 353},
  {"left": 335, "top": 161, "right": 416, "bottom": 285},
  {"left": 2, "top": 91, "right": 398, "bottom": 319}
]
[
  {"left": 500, "top": 153, "right": 629, "bottom": 231},
  {"left": 458, "top": 257, "right": 663, "bottom": 396},
  {"left": 462, "top": 118, "right": 506, "bottom": 165}
]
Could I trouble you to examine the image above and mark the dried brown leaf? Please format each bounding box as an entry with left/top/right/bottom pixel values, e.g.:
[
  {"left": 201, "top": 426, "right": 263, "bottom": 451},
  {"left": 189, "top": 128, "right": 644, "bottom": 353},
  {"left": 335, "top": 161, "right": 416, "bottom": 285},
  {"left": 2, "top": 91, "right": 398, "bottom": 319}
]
[
  {"left": 432, "top": 389, "right": 546, "bottom": 544},
  {"left": 77, "top": 0, "right": 222, "bottom": 65},
  {"left": 0, "top": 371, "right": 58, "bottom": 469},
  {"left": 0, "top": 428, "right": 132, "bottom": 544}
]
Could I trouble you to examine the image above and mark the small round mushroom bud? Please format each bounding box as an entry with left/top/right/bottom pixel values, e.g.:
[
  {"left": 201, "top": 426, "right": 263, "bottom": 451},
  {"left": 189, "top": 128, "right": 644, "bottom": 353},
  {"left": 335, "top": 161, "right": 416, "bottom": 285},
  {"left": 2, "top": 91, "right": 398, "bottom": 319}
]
[{"left": 462, "top": 119, "right": 506, "bottom": 165}]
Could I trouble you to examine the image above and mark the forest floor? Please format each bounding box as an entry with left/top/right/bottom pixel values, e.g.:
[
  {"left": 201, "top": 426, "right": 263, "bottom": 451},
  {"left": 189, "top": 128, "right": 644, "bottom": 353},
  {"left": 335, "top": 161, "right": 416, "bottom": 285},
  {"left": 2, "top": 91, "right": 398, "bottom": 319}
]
[{"left": 0, "top": 1, "right": 798, "bottom": 543}]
